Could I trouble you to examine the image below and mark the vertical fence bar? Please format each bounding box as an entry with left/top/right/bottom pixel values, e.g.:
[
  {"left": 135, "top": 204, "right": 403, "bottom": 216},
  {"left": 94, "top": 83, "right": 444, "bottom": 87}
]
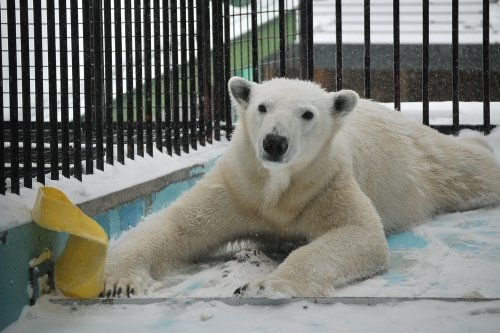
[
  {"left": 7, "top": 0, "right": 19, "bottom": 193},
  {"left": 34, "top": 0, "right": 45, "bottom": 183},
  {"left": 483, "top": 0, "right": 490, "bottom": 134},
  {"left": 452, "top": 0, "right": 459, "bottom": 129},
  {"left": 115, "top": 0, "right": 125, "bottom": 163},
  {"left": 299, "top": 0, "right": 307, "bottom": 79},
  {"left": 212, "top": 0, "right": 222, "bottom": 141},
  {"left": 196, "top": 0, "right": 206, "bottom": 146},
  {"left": 0, "top": 15, "right": 4, "bottom": 194},
  {"left": 223, "top": 0, "right": 232, "bottom": 140},
  {"left": 94, "top": 0, "right": 104, "bottom": 170},
  {"left": 307, "top": 0, "right": 313, "bottom": 81},
  {"left": 104, "top": 0, "right": 114, "bottom": 164},
  {"left": 135, "top": 1, "right": 144, "bottom": 157},
  {"left": 60, "top": 0, "right": 70, "bottom": 178},
  {"left": 336, "top": 0, "right": 342, "bottom": 90},
  {"left": 163, "top": 0, "right": 172, "bottom": 155},
  {"left": 364, "top": 0, "right": 370, "bottom": 98},
  {"left": 144, "top": 0, "right": 153, "bottom": 156},
  {"left": 204, "top": 1, "right": 212, "bottom": 144},
  {"left": 154, "top": 0, "right": 162, "bottom": 152},
  {"left": 393, "top": 0, "right": 400, "bottom": 111},
  {"left": 171, "top": 0, "right": 181, "bottom": 155},
  {"left": 71, "top": 0, "right": 82, "bottom": 180},
  {"left": 278, "top": 0, "right": 286, "bottom": 76},
  {"left": 83, "top": 0, "right": 94, "bottom": 173},
  {"left": 422, "top": 0, "right": 429, "bottom": 125},
  {"left": 47, "top": 0, "right": 59, "bottom": 180},
  {"left": 20, "top": 0, "right": 32, "bottom": 187},
  {"left": 188, "top": 1, "right": 198, "bottom": 148},
  {"left": 251, "top": 0, "right": 258, "bottom": 82},
  {"left": 180, "top": 0, "right": 189, "bottom": 152},
  {"left": 125, "top": 0, "right": 134, "bottom": 159}
]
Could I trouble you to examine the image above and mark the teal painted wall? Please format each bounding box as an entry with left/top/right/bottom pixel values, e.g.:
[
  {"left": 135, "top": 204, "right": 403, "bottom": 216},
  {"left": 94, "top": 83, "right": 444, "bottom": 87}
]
[{"left": 0, "top": 163, "right": 211, "bottom": 331}]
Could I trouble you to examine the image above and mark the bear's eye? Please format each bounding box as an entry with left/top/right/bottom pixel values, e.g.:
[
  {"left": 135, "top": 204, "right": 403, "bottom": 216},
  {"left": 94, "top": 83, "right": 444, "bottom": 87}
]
[
  {"left": 302, "top": 111, "right": 314, "bottom": 120},
  {"left": 258, "top": 105, "right": 267, "bottom": 113}
]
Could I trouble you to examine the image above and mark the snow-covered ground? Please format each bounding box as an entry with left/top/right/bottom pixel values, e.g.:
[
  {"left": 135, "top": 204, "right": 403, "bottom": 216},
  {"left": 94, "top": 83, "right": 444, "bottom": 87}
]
[{"left": 3, "top": 201, "right": 500, "bottom": 333}]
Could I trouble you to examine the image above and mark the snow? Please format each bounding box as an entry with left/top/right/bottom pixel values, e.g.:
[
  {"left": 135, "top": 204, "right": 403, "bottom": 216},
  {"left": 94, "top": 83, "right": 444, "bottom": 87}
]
[
  {"left": 0, "top": 140, "right": 229, "bottom": 231},
  {"left": 313, "top": 0, "right": 500, "bottom": 44}
]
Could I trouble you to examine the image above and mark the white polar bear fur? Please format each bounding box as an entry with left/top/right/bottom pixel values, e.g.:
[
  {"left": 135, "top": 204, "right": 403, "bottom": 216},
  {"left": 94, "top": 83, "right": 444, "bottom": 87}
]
[{"left": 104, "top": 77, "right": 500, "bottom": 297}]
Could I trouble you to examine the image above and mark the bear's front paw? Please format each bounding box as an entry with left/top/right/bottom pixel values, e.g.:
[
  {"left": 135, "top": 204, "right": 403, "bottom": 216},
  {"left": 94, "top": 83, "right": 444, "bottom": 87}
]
[
  {"left": 233, "top": 278, "right": 305, "bottom": 298},
  {"left": 102, "top": 268, "right": 151, "bottom": 298}
]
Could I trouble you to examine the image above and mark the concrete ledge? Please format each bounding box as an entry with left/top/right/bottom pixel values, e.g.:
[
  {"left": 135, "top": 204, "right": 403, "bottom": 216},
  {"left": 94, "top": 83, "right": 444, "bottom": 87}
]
[{"left": 77, "top": 164, "right": 205, "bottom": 217}]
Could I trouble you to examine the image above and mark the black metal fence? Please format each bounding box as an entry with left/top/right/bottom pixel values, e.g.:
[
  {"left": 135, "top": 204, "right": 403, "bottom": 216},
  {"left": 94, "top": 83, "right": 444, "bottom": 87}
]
[
  {"left": 0, "top": 0, "right": 310, "bottom": 195},
  {"left": 0, "top": 0, "right": 495, "bottom": 196}
]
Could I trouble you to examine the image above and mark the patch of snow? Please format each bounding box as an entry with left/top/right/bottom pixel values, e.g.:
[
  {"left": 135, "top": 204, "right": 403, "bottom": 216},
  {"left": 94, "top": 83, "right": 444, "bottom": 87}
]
[{"left": 0, "top": 140, "right": 229, "bottom": 231}]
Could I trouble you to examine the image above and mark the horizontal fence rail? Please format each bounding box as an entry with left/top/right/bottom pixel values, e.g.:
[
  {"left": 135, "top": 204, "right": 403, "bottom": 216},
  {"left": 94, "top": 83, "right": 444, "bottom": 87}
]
[{"left": 0, "top": 0, "right": 497, "bottom": 195}]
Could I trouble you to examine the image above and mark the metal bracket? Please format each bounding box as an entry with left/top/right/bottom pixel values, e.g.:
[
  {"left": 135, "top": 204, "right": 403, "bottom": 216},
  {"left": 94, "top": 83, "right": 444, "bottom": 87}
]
[{"left": 28, "top": 248, "right": 55, "bottom": 305}]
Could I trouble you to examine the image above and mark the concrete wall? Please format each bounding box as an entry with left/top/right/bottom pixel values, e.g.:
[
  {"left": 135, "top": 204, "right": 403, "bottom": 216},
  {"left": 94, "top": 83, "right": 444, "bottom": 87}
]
[{"left": 0, "top": 158, "right": 218, "bottom": 331}]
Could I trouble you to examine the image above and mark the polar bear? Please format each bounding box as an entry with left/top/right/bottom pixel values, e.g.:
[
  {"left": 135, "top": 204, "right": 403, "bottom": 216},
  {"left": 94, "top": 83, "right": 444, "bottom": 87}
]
[{"left": 103, "top": 77, "right": 500, "bottom": 298}]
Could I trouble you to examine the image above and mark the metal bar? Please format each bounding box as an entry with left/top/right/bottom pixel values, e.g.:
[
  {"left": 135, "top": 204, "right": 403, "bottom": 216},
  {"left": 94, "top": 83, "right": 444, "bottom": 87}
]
[
  {"left": 47, "top": 0, "right": 59, "bottom": 180},
  {"left": 336, "top": 0, "right": 342, "bottom": 90},
  {"left": 104, "top": 0, "right": 114, "bottom": 164},
  {"left": 20, "top": 0, "right": 32, "bottom": 187},
  {"left": 7, "top": 0, "right": 19, "bottom": 193},
  {"left": 188, "top": 1, "right": 198, "bottom": 149},
  {"left": 364, "top": 0, "right": 370, "bottom": 98},
  {"left": 196, "top": 0, "right": 206, "bottom": 146},
  {"left": 51, "top": 296, "right": 500, "bottom": 307},
  {"left": 223, "top": 0, "right": 233, "bottom": 140},
  {"left": 135, "top": 1, "right": 144, "bottom": 157},
  {"left": 482, "top": 0, "right": 490, "bottom": 134},
  {"left": 59, "top": 0, "right": 70, "bottom": 178},
  {"left": 71, "top": 0, "right": 82, "bottom": 180},
  {"left": 452, "top": 0, "right": 459, "bottom": 128},
  {"left": 212, "top": 0, "right": 222, "bottom": 141},
  {"left": 203, "top": 1, "right": 213, "bottom": 144},
  {"left": 94, "top": 0, "right": 104, "bottom": 170},
  {"left": 144, "top": 0, "right": 153, "bottom": 157},
  {"left": 180, "top": 0, "right": 189, "bottom": 152},
  {"left": 422, "top": 0, "right": 429, "bottom": 125},
  {"left": 115, "top": 0, "right": 125, "bottom": 164},
  {"left": 83, "top": 0, "right": 94, "bottom": 173},
  {"left": 299, "top": 0, "right": 307, "bottom": 79},
  {"left": 154, "top": 0, "right": 162, "bottom": 152},
  {"left": 163, "top": 0, "right": 172, "bottom": 155},
  {"left": 34, "top": 0, "right": 45, "bottom": 183},
  {"left": 171, "top": 0, "right": 181, "bottom": 155},
  {"left": 278, "top": 0, "right": 286, "bottom": 77},
  {"left": 307, "top": 0, "right": 313, "bottom": 81},
  {"left": 251, "top": 0, "right": 258, "bottom": 82},
  {"left": 0, "top": 15, "right": 4, "bottom": 194},
  {"left": 125, "top": 0, "right": 135, "bottom": 159},
  {"left": 393, "top": 0, "right": 400, "bottom": 111}
]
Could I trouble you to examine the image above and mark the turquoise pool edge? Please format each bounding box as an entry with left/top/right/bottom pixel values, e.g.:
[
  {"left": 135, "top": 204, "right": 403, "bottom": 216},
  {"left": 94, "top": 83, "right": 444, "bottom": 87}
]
[{"left": 0, "top": 158, "right": 218, "bottom": 331}]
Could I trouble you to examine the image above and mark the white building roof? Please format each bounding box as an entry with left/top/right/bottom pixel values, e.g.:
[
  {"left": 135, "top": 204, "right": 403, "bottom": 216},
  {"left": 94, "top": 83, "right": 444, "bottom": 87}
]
[{"left": 313, "top": 0, "right": 500, "bottom": 44}]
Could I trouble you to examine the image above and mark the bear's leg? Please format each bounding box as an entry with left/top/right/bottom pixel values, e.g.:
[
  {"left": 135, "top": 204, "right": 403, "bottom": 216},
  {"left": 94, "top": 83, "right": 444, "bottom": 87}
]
[
  {"left": 103, "top": 173, "right": 255, "bottom": 297},
  {"left": 235, "top": 223, "right": 389, "bottom": 297}
]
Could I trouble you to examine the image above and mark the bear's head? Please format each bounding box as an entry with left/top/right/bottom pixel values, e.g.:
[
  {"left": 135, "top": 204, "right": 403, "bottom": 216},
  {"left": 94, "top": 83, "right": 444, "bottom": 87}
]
[{"left": 228, "top": 77, "right": 358, "bottom": 171}]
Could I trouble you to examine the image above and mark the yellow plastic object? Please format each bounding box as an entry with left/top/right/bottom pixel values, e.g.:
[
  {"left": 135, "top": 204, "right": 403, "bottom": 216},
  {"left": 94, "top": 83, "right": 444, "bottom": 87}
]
[{"left": 32, "top": 186, "right": 109, "bottom": 298}]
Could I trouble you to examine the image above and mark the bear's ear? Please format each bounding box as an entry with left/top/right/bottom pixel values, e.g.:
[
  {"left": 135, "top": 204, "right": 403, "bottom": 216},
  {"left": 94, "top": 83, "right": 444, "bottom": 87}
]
[
  {"left": 228, "top": 76, "right": 254, "bottom": 107},
  {"left": 330, "top": 90, "right": 359, "bottom": 117}
]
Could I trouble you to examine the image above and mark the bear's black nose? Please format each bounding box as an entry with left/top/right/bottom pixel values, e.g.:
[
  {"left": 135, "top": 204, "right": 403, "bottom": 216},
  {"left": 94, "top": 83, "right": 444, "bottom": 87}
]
[{"left": 263, "top": 134, "right": 288, "bottom": 160}]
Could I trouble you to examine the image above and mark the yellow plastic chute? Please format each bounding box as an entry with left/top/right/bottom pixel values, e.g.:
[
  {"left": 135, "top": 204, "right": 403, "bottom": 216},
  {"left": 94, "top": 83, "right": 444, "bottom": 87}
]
[{"left": 32, "top": 187, "right": 109, "bottom": 298}]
